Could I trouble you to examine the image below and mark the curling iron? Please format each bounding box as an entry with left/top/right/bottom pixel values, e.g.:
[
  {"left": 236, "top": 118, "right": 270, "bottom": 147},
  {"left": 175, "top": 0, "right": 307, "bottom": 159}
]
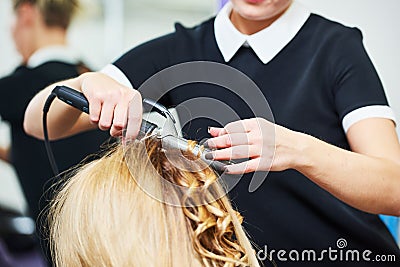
[{"left": 43, "top": 86, "right": 233, "bottom": 176}]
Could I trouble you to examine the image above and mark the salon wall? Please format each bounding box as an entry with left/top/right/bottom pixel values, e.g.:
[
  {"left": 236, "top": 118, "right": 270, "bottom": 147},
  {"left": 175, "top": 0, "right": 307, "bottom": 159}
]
[{"left": 0, "top": 0, "right": 399, "bottom": 213}]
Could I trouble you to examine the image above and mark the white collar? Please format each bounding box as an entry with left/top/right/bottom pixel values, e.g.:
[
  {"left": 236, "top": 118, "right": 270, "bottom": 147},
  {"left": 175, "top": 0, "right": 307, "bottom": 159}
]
[
  {"left": 27, "top": 45, "right": 80, "bottom": 68},
  {"left": 214, "top": 1, "right": 311, "bottom": 64}
]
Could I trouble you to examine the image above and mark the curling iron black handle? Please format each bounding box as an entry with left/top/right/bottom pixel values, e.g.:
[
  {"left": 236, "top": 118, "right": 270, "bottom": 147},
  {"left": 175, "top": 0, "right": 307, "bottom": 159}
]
[
  {"left": 52, "top": 85, "right": 158, "bottom": 136},
  {"left": 53, "top": 85, "right": 89, "bottom": 113}
]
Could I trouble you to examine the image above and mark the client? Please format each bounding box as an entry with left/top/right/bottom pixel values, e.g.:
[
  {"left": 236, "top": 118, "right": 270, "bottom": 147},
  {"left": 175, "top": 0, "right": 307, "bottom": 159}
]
[{"left": 47, "top": 137, "right": 261, "bottom": 267}]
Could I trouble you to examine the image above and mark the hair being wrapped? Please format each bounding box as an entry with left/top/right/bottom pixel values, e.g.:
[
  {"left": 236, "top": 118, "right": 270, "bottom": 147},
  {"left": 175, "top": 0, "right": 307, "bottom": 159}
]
[{"left": 48, "top": 138, "right": 260, "bottom": 267}]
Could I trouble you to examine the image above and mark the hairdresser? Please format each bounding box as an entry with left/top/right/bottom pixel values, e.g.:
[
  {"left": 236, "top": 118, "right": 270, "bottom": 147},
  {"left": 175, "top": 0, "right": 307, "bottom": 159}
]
[{"left": 24, "top": 0, "right": 400, "bottom": 266}]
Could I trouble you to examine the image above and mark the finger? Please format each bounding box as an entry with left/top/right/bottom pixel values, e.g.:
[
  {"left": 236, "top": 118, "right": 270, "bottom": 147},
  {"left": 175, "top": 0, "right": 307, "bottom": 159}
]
[
  {"left": 209, "top": 119, "right": 256, "bottom": 137},
  {"left": 110, "top": 127, "right": 123, "bottom": 137},
  {"left": 207, "top": 133, "right": 250, "bottom": 149},
  {"left": 125, "top": 93, "right": 143, "bottom": 139},
  {"left": 223, "top": 119, "right": 255, "bottom": 134},
  {"left": 224, "top": 158, "right": 262, "bottom": 174},
  {"left": 206, "top": 145, "right": 258, "bottom": 161},
  {"left": 208, "top": 127, "right": 225, "bottom": 137},
  {"left": 98, "top": 102, "right": 115, "bottom": 131},
  {"left": 112, "top": 101, "right": 129, "bottom": 130},
  {"left": 110, "top": 102, "right": 128, "bottom": 137},
  {"left": 88, "top": 97, "right": 102, "bottom": 123}
]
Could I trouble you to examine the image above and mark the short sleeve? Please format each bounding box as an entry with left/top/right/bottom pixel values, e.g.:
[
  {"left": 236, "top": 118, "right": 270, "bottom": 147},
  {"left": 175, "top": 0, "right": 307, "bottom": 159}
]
[
  {"left": 101, "top": 32, "right": 180, "bottom": 106},
  {"left": 100, "top": 64, "right": 134, "bottom": 89},
  {"left": 111, "top": 33, "right": 176, "bottom": 89},
  {"left": 330, "top": 28, "right": 395, "bottom": 132}
]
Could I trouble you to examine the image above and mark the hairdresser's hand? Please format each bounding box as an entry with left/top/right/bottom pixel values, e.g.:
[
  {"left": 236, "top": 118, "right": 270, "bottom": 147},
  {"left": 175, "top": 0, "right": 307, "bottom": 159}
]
[
  {"left": 207, "top": 118, "right": 303, "bottom": 174},
  {"left": 80, "top": 72, "right": 142, "bottom": 137}
]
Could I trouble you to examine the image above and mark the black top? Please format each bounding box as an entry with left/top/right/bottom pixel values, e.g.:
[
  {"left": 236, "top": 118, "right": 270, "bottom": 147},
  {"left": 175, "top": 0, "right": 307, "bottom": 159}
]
[
  {"left": 0, "top": 61, "right": 109, "bottom": 222},
  {"left": 113, "top": 15, "right": 399, "bottom": 266}
]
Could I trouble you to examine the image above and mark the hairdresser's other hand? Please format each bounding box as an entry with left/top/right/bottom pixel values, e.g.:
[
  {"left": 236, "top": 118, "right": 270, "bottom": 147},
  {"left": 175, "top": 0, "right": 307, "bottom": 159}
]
[
  {"left": 207, "top": 118, "right": 303, "bottom": 174},
  {"left": 80, "top": 72, "right": 142, "bottom": 137}
]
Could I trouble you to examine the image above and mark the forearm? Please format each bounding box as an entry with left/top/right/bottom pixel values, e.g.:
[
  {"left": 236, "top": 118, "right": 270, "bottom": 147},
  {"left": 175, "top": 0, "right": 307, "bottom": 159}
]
[
  {"left": 24, "top": 73, "right": 94, "bottom": 140},
  {"left": 294, "top": 133, "right": 400, "bottom": 216}
]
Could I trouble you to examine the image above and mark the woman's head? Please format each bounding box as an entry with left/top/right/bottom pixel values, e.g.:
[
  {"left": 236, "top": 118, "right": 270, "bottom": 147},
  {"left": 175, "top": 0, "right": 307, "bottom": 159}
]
[
  {"left": 12, "top": 0, "right": 78, "bottom": 29},
  {"left": 11, "top": 0, "right": 78, "bottom": 62},
  {"left": 48, "top": 138, "right": 260, "bottom": 267}
]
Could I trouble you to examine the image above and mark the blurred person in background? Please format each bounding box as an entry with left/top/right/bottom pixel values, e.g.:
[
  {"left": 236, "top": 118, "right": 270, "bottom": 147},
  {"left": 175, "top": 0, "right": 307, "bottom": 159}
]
[{"left": 0, "top": 0, "right": 109, "bottom": 265}]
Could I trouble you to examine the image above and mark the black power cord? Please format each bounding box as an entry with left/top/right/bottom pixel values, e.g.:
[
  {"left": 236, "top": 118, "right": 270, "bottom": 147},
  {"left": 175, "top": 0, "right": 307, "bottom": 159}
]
[
  {"left": 42, "top": 85, "right": 95, "bottom": 176},
  {"left": 42, "top": 91, "right": 59, "bottom": 176},
  {"left": 42, "top": 85, "right": 93, "bottom": 176}
]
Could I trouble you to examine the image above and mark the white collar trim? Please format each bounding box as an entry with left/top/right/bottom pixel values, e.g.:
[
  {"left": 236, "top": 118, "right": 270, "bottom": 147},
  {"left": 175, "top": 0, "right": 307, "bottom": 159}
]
[
  {"left": 27, "top": 46, "right": 80, "bottom": 68},
  {"left": 214, "top": 1, "right": 311, "bottom": 64}
]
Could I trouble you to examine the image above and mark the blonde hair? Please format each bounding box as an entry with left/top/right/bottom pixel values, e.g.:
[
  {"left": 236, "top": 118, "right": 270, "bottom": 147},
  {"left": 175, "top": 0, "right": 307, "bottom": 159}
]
[
  {"left": 48, "top": 138, "right": 260, "bottom": 267},
  {"left": 13, "top": 0, "right": 79, "bottom": 29}
]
